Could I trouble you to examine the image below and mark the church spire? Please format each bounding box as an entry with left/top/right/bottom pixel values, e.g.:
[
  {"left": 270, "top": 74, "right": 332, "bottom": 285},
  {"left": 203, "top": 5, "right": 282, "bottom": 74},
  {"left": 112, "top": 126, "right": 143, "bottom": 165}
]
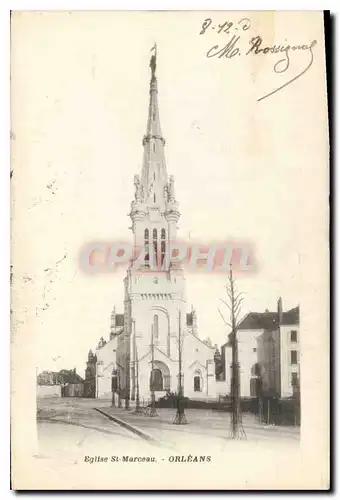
[
  {"left": 149, "top": 42, "right": 157, "bottom": 79},
  {"left": 140, "top": 44, "right": 168, "bottom": 208}
]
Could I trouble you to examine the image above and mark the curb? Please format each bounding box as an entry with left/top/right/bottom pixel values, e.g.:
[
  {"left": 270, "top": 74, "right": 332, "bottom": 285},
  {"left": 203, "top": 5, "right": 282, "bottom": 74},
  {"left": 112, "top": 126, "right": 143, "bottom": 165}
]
[{"left": 94, "top": 407, "right": 158, "bottom": 444}]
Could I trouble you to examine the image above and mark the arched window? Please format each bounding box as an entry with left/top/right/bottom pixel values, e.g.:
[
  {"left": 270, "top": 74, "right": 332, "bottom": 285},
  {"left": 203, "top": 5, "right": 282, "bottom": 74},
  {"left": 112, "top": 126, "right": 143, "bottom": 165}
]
[
  {"left": 194, "top": 370, "right": 202, "bottom": 392},
  {"left": 144, "top": 229, "right": 149, "bottom": 268},
  {"left": 150, "top": 369, "right": 163, "bottom": 391},
  {"left": 161, "top": 229, "right": 166, "bottom": 266},
  {"left": 153, "top": 229, "right": 158, "bottom": 266},
  {"left": 153, "top": 314, "right": 159, "bottom": 341}
]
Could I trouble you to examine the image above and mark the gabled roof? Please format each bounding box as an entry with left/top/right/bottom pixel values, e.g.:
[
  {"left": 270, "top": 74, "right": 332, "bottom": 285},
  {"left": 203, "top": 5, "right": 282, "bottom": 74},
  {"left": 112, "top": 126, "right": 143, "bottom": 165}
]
[
  {"left": 237, "top": 306, "right": 300, "bottom": 330},
  {"left": 188, "top": 360, "right": 207, "bottom": 371},
  {"left": 67, "top": 373, "right": 84, "bottom": 384},
  {"left": 281, "top": 306, "right": 300, "bottom": 325},
  {"left": 186, "top": 329, "right": 215, "bottom": 350},
  {"left": 58, "top": 369, "right": 84, "bottom": 384},
  {"left": 238, "top": 312, "right": 279, "bottom": 331},
  {"left": 221, "top": 305, "right": 300, "bottom": 349}
]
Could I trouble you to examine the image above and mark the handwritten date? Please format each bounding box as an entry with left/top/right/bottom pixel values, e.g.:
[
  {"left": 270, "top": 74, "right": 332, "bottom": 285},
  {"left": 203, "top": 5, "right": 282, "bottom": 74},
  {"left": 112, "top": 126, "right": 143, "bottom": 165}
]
[{"left": 199, "top": 17, "right": 251, "bottom": 36}]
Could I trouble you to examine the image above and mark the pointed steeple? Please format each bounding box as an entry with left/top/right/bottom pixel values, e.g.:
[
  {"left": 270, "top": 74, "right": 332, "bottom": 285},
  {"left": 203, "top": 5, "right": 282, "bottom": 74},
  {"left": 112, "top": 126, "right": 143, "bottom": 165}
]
[
  {"left": 130, "top": 47, "right": 180, "bottom": 246},
  {"left": 110, "top": 305, "right": 116, "bottom": 339},
  {"left": 140, "top": 44, "right": 168, "bottom": 208}
]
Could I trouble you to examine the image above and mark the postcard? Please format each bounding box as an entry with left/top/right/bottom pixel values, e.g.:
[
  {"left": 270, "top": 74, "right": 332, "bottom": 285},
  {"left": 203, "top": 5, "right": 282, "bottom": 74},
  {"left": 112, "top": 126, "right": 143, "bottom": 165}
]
[{"left": 11, "top": 10, "right": 329, "bottom": 490}]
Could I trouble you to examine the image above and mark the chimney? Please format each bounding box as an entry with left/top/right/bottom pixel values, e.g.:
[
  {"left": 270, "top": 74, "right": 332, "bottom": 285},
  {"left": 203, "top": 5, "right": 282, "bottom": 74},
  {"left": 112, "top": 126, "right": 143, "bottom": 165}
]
[{"left": 277, "top": 297, "right": 283, "bottom": 325}]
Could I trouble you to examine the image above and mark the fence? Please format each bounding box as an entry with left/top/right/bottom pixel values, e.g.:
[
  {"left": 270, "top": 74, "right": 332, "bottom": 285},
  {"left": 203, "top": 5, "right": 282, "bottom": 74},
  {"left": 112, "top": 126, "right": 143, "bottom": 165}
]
[{"left": 155, "top": 393, "right": 300, "bottom": 426}]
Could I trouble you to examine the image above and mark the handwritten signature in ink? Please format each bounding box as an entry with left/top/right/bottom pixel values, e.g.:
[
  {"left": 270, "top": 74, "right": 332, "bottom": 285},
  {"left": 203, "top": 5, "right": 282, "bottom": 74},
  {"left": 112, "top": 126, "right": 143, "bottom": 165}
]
[{"left": 199, "top": 18, "right": 318, "bottom": 102}]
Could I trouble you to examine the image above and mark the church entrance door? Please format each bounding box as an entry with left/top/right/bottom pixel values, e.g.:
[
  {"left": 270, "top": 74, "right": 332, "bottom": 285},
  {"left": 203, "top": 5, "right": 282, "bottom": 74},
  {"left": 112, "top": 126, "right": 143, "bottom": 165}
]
[{"left": 150, "top": 368, "right": 163, "bottom": 391}]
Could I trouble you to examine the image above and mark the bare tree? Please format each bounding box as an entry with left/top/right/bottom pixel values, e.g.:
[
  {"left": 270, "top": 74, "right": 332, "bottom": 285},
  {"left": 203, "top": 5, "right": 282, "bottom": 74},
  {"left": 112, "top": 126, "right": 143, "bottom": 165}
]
[
  {"left": 173, "top": 309, "right": 188, "bottom": 425},
  {"left": 218, "top": 265, "right": 246, "bottom": 439}
]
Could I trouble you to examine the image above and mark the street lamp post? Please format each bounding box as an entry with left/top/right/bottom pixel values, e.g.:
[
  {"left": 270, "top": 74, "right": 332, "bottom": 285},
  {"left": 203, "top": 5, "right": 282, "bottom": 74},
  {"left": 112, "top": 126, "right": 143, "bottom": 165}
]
[
  {"left": 131, "top": 320, "right": 136, "bottom": 402},
  {"left": 117, "top": 332, "right": 133, "bottom": 410},
  {"left": 134, "top": 343, "right": 142, "bottom": 414},
  {"left": 149, "top": 323, "right": 158, "bottom": 417},
  {"left": 173, "top": 309, "right": 188, "bottom": 425},
  {"left": 124, "top": 319, "right": 131, "bottom": 411},
  {"left": 111, "top": 368, "right": 117, "bottom": 407},
  {"left": 133, "top": 320, "right": 142, "bottom": 414},
  {"left": 116, "top": 362, "right": 123, "bottom": 408}
]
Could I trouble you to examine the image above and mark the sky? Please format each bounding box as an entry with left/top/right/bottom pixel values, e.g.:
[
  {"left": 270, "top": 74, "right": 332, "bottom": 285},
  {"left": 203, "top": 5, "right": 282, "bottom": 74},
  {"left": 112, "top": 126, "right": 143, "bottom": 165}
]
[{"left": 11, "top": 11, "right": 327, "bottom": 378}]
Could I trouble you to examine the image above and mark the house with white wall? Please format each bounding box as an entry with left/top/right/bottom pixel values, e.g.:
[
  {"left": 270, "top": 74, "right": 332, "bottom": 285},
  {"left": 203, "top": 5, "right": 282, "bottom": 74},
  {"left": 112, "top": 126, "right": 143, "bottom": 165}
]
[{"left": 220, "top": 299, "right": 300, "bottom": 399}]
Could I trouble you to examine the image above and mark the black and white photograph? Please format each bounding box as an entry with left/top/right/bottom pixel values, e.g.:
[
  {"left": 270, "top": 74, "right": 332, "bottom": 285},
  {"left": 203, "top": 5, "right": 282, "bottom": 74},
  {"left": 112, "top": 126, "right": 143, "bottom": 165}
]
[{"left": 10, "top": 10, "right": 329, "bottom": 490}]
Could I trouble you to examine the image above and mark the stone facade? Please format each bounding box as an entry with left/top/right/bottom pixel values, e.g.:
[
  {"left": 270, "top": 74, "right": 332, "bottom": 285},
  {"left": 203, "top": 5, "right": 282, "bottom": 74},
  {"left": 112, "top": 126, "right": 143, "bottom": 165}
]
[{"left": 87, "top": 50, "right": 216, "bottom": 401}]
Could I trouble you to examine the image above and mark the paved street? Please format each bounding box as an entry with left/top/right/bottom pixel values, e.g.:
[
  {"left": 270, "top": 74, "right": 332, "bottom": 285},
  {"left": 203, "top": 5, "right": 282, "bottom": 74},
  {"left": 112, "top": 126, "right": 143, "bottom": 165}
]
[
  {"left": 32, "top": 397, "right": 301, "bottom": 489},
  {"left": 102, "top": 403, "right": 300, "bottom": 450},
  {"left": 37, "top": 397, "right": 157, "bottom": 463},
  {"left": 37, "top": 397, "right": 300, "bottom": 459}
]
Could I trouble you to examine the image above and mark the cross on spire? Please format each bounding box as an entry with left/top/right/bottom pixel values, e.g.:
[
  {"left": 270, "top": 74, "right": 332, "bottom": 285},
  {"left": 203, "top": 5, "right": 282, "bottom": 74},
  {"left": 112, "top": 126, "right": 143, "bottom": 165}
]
[
  {"left": 140, "top": 45, "right": 168, "bottom": 208},
  {"left": 150, "top": 43, "right": 157, "bottom": 78}
]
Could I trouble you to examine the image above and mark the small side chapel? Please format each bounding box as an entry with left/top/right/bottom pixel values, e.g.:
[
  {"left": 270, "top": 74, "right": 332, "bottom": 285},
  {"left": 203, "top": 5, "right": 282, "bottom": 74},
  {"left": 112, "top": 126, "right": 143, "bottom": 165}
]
[{"left": 86, "top": 48, "right": 217, "bottom": 401}]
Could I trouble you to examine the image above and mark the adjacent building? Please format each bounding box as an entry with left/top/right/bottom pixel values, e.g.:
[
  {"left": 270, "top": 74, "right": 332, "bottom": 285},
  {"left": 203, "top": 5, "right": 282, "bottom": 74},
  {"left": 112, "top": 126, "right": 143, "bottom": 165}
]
[
  {"left": 37, "top": 370, "right": 64, "bottom": 386},
  {"left": 37, "top": 368, "right": 85, "bottom": 398},
  {"left": 221, "top": 299, "right": 300, "bottom": 399},
  {"left": 257, "top": 302, "right": 300, "bottom": 398}
]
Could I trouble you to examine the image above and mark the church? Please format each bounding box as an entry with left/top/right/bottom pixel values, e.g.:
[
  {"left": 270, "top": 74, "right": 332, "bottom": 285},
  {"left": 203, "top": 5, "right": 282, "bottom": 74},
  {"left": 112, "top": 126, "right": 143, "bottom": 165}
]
[{"left": 85, "top": 48, "right": 217, "bottom": 402}]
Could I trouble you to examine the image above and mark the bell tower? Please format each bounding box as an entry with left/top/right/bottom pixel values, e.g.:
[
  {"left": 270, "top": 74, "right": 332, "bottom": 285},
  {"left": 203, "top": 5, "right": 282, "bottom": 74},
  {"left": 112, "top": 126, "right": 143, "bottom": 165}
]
[
  {"left": 130, "top": 44, "right": 180, "bottom": 268},
  {"left": 93, "top": 47, "right": 217, "bottom": 402},
  {"left": 119, "top": 45, "right": 186, "bottom": 387}
]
